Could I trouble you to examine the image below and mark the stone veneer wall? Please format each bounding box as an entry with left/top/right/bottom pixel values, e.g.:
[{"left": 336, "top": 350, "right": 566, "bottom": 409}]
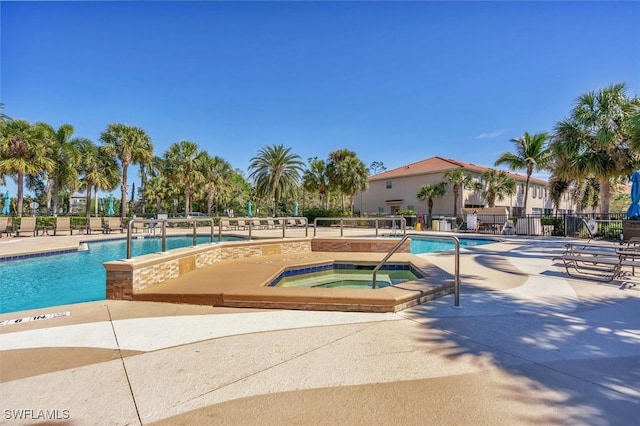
[
  {"left": 105, "top": 239, "right": 312, "bottom": 300},
  {"left": 310, "top": 238, "right": 410, "bottom": 253}
]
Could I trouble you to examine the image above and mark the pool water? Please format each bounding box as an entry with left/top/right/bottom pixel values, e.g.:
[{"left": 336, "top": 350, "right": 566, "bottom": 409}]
[
  {"left": 410, "top": 237, "right": 491, "bottom": 253},
  {"left": 269, "top": 263, "right": 424, "bottom": 289},
  {"left": 274, "top": 269, "right": 418, "bottom": 289},
  {"left": 0, "top": 236, "right": 239, "bottom": 314}
]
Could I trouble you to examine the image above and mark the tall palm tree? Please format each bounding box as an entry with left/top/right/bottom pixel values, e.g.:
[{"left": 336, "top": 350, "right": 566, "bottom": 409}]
[
  {"left": 163, "top": 141, "right": 207, "bottom": 216},
  {"left": 302, "top": 157, "right": 330, "bottom": 209},
  {"left": 444, "top": 169, "right": 476, "bottom": 217},
  {"left": 41, "top": 124, "right": 83, "bottom": 215},
  {"left": 0, "top": 120, "right": 55, "bottom": 216},
  {"left": 77, "top": 140, "right": 120, "bottom": 216},
  {"left": 100, "top": 124, "right": 153, "bottom": 218},
  {"left": 341, "top": 156, "right": 369, "bottom": 215},
  {"left": 201, "top": 155, "right": 233, "bottom": 216},
  {"left": 417, "top": 182, "right": 446, "bottom": 227},
  {"left": 481, "top": 169, "right": 517, "bottom": 207},
  {"left": 326, "top": 149, "right": 369, "bottom": 213},
  {"left": 495, "top": 132, "right": 551, "bottom": 216},
  {"left": 249, "top": 144, "right": 304, "bottom": 216},
  {"left": 551, "top": 83, "right": 639, "bottom": 215}
]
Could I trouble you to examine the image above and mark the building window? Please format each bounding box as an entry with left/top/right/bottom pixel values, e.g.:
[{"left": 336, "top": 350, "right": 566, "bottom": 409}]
[
  {"left": 544, "top": 209, "right": 553, "bottom": 215},
  {"left": 378, "top": 207, "right": 385, "bottom": 213},
  {"left": 407, "top": 205, "right": 414, "bottom": 211},
  {"left": 386, "top": 181, "right": 392, "bottom": 189}
]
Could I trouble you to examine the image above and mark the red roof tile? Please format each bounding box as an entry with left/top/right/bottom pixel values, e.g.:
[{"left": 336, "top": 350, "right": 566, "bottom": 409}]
[{"left": 370, "top": 156, "right": 547, "bottom": 185}]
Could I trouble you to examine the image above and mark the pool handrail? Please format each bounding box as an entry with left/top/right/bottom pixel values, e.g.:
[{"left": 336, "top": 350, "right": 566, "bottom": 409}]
[
  {"left": 126, "top": 217, "right": 218, "bottom": 259},
  {"left": 313, "top": 217, "right": 406, "bottom": 237},
  {"left": 371, "top": 233, "right": 460, "bottom": 307}
]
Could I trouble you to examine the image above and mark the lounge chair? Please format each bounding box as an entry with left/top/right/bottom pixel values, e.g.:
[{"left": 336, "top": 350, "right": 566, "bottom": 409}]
[
  {"left": 251, "top": 218, "right": 263, "bottom": 230},
  {"left": 237, "top": 219, "right": 247, "bottom": 230},
  {"left": 553, "top": 239, "right": 640, "bottom": 282},
  {"left": 220, "top": 219, "right": 236, "bottom": 230},
  {"left": 105, "top": 218, "right": 124, "bottom": 233},
  {"left": 15, "top": 217, "right": 37, "bottom": 237},
  {"left": 267, "top": 218, "right": 275, "bottom": 229},
  {"left": 54, "top": 217, "right": 73, "bottom": 236},
  {"left": 87, "top": 217, "right": 105, "bottom": 234}
]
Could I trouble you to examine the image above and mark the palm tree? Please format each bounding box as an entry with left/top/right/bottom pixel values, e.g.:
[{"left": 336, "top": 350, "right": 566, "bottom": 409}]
[
  {"left": 326, "top": 149, "right": 369, "bottom": 213},
  {"left": 481, "top": 169, "right": 517, "bottom": 207},
  {"left": 444, "top": 169, "right": 476, "bottom": 217},
  {"left": 550, "top": 83, "right": 639, "bottom": 215},
  {"left": 302, "top": 157, "right": 330, "bottom": 209},
  {"left": 100, "top": 124, "right": 153, "bottom": 218},
  {"left": 495, "top": 132, "right": 551, "bottom": 216},
  {"left": 41, "top": 124, "right": 83, "bottom": 215},
  {"left": 417, "top": 182, "right": 446, "bottom": 227},
  {"left": 163, "top": 141, "right": 207, "bottom": 216},
  {"left": 77, "top": 140, "right": 120, "bottom": 216},
  {"left": 0, "top": 120, "right": 55, "bottom": 216},
  {"left": 249, "top": 144, "right": 304, "bottom": 216},
  {"left": 201, "top": 155, "right": 233, "bottom": 216}
]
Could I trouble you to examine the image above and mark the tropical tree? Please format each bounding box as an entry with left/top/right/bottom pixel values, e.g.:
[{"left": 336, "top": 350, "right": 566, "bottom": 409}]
[
  {"left": 77, "top": 140, "right": 120, "bottom": 216},
  {"left": 302, "top": 157, "right": 330, "bottom": 209},
  {"left": 550, "top": 83, "right": 640, "bottom": 215},
  {"left": 100, "top": 124, "right": 153, "bottom": 218},
  {"left": 201, "top": 155, "right": 233, "bottom": 216},
  {"left": 481, "top": 169, "right": 517, "bottom": 208},
  {"left": 248, "top": 144, "right": 304, "bottom": 216},
  {"left": 163, "top": 141, "right": 207, "bottom": 216},
  {"left": 444, "top": 169, "right": 476, "bottom": 217},
  {"left": 417, "top": 182, "right": 446, "bottom": 226},
  {"left": 0, "top": 120, "right": 55, "bottom": 216},
  {"left": 369, "top": 161, "right": 387, "bottom": 175},
  {"left": 326, "top": 149, "right": 369, "bottom": 214},
  {"left": 41, "top": 124, "right": 84, "bottom": 215},
  {"left": 495, "top": 132, "right": 551, "bottom": 216}
]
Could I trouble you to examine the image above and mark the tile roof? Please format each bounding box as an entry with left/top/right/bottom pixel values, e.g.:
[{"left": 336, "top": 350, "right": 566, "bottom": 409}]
[{"left": 370, "top": 156, "right": 548, "bottom": 185}]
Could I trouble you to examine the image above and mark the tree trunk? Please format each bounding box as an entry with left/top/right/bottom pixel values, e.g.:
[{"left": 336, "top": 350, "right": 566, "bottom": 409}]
[
  {"left": 523, "top": 175, "right": 530, "bottom": 216},
  {"left": 85, "top": 185, "right": 93, "bottom": 216},
  {"left": 17, "top": 172, "right": 25, "bottom": 216},
  {"left": 599, "top": 177, "right": 611, "bottom": 216},
  {"left": 453, "top": 185, "right": 459, "bottom": 217},
  {"left": 120, "top": 163, "right": 129, "bottom": 218},
  {"left": 52, "top": 181, "right": 60, "bottom": 216}
]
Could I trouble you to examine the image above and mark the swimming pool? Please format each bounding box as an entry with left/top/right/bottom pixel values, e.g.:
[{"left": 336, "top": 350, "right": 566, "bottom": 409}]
[
  {"left": 0, "top": 236, "right": 241, "bottom": 314},
  {"left": 410, "top": 237, "right": 492, "bottom": 253}
]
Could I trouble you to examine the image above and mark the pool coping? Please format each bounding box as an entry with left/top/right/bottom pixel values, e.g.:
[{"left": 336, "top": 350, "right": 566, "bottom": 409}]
[{"left": 132, "top": 251, "right": 456, "bottom": 313}]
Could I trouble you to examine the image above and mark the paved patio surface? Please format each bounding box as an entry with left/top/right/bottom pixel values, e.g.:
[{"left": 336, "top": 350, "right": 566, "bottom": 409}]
[{"left": 0, "top": 231, "right": 638, "bottom": 425}]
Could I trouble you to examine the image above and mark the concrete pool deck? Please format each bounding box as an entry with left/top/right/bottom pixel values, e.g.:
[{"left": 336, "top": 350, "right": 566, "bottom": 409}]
[{"left": 1, "top": 231, "right": 639, "bottom": 425}]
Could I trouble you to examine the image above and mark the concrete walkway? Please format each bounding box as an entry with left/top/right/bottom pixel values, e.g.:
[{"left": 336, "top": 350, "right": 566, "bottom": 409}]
[{"left": 1, "top": 234, "right": 639, "bottom": 425}]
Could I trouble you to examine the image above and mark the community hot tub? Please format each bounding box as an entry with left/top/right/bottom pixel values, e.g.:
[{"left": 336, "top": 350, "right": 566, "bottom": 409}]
[{"left": 267, "top": 263, "right": 425, "bottom": 289}]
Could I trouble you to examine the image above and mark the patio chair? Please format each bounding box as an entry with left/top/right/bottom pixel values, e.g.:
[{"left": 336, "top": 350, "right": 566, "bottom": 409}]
[
  {"left": 220, "top": 219, "right": 236, "bottom": 230},
  {"left": 0, "top": 217, "right": 13, "bottom": 238},
  {"left": 105, "top": 218, "right": 124, "bottom": 233},
  {"left": 87, "top": 217, "right": 105, "bottom": 234},
  {"left": 54, "top": 217, "right": 73, "bottom": 236},
  {"left": 15, "top": 217, "right": 37, "bottom": 237}
]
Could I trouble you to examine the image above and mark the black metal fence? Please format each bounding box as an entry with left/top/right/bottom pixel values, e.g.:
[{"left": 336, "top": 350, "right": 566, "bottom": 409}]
[{"left": 454, "top": 213, "right": 625, "bottom": 241}]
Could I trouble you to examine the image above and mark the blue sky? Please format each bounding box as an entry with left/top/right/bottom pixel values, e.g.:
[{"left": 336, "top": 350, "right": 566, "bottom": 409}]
[{"left": 2, "top": 1, "right": 639, "bottom": 197}]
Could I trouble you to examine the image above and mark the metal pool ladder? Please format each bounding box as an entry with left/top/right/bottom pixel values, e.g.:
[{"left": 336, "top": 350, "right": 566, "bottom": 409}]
[{"left": 372, "top": 234, "right": 461, "bottom": 307}]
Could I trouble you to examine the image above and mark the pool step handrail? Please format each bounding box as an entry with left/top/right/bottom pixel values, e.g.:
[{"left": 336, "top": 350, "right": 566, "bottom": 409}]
[{"left": 372, "top": 233, "right": 461, "bottom": 307}]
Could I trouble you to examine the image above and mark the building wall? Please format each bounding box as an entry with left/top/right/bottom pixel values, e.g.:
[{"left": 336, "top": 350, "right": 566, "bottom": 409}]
[{"left": 360, "top": 171, "right": 558, "bottom": 217}]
